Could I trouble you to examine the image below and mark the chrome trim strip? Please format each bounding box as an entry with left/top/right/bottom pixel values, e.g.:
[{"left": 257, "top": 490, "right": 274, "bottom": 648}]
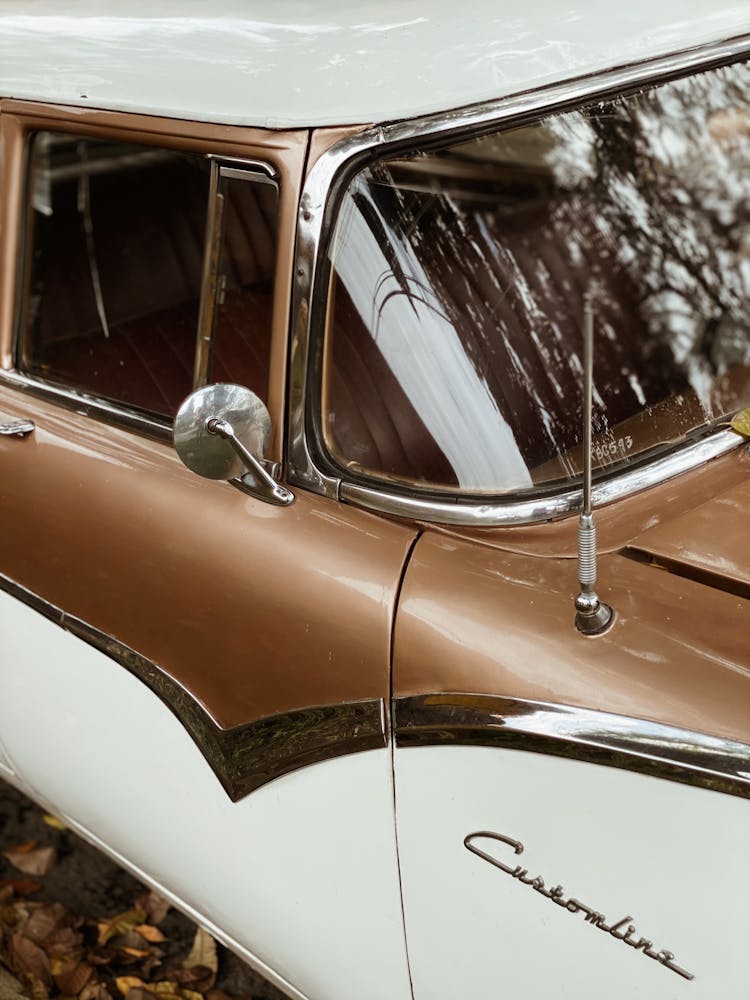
[
  {"left": 0, "top": 571, "right": 385, "bottom": 800},
  {"left": 339, "top": 431, "right": 742, "bottom": 526},
  {"left": 394, "top": 694, "right": 750, "bottom": 799},
  {"left": 0, "top": 419, "right": 34, "bottom": 436},
  {"left": 0, "top": 573, "right": 63, "bottom": 625},
  {"left": 206, "top": 155, "right": 280, "bottom": 183},
  {"left": 0, "top": 370, "right": 288, "bottom": 479},
  {"left": 0, "top": 369, "right": 171, "bottom": 441},
  {"left": 288, "top": 33, "right": 750, "bottom": 518},
  {"left": 193, "top": 158, "right": 223, "bottom": 389}
]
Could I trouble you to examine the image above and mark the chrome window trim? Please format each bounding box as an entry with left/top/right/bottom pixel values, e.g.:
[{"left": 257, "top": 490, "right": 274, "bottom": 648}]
[
  {"left": 0, "top": 368, "right": 283, "bottom": 480},
  {"left": 395, "top": 693, "right": 750, "bottom": 799},
  {"left": 206, "top": 153, "right": 280, "bottom": 184},
  {"left": 288, "top": 33, "right": 750, "bottom": 523},
  {"left": 0, "top": 368, "right": 172, "bottom": 441},
  {"left": 0, "top": 571, "right": 386, "bottom": 800}
]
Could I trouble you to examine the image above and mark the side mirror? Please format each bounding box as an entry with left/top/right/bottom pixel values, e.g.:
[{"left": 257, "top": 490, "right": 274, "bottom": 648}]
[{"left": 173, "top": 383, "right": 294, "bottom": 506}]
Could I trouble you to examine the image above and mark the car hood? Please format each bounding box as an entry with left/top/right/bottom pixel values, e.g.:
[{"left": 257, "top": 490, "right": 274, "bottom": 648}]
[
  {"left": 395, "top": 454, "right": 750, "bottom": 747},
  {"left": 625, "top": 475, "right": 750, "bottom": 599}
]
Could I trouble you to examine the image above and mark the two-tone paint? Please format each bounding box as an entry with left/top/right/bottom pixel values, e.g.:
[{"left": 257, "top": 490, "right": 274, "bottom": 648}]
[{"left": 0, "top": 7, "right": 748, "bottom": 1000}]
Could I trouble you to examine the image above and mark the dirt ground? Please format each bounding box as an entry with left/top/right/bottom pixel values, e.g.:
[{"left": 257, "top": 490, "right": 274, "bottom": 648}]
[{"left": 0, "top": 779, "right": 286, "bottom": 1000}]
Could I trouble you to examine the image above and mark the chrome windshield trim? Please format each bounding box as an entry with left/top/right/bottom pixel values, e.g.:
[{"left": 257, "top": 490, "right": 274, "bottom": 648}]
[
  {"left": 288, "top": 32, "right": 750, "bottom": 517},
  {"left": 0, "top": 368, "right": 172, "bottom": 441},
  {"left": 395, "top": 694, "right": 750, "bottom": 799},
  {"left": 0, "top": 570, "right": 385, "bottom": 799},
  {"left": 340, "top": 431, "right": 743, "bottom": 525}
]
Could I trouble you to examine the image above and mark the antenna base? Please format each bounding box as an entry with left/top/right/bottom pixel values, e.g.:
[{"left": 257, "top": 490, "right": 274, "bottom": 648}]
[{"left": 575, "top": 596, "right": 614, "bottom": 636}]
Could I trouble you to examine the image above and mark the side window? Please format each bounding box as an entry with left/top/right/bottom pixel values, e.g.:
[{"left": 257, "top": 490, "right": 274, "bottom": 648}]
[
  {"left": 18, "top": 132, "right": 278, "bottom": 420},
  {"left": 195, "top": 163, "right": 279, "bottom": 402}
]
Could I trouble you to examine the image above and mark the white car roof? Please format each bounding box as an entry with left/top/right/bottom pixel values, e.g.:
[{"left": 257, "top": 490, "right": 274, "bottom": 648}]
[{"left": 0, "top": 1, "right": 747, "bottom": 129}]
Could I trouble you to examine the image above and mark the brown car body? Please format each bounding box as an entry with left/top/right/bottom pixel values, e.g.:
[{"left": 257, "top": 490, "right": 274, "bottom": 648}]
[
  {"left": 1, "top": 90, "right": 749, "bottom": 787},
  {"left": 0, "top": 26, "right": 749, "bottom": 1000}
]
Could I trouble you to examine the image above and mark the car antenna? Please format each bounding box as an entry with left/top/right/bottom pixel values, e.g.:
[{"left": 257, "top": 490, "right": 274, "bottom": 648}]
[{"left": 574, "top": 285, "right": 614, "bottom": 636}]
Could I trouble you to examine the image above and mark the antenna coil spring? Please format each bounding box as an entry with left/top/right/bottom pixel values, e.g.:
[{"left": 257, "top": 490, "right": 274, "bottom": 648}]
[{"left": 577, "top": 513, "right": 598, "bottom": 587}]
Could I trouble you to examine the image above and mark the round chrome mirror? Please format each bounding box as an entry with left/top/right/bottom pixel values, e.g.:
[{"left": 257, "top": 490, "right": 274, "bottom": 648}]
[{"left": 173, "top": 383, "right": 271, "bottom": 481}]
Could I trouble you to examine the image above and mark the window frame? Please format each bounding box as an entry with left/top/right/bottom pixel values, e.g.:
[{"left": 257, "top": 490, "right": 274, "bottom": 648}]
[
  {"left": 0, "top": 102, "right": 303, "bottom": 465},
  {"left": 288, "top": 33, "right": 750, "bottom": 526}
]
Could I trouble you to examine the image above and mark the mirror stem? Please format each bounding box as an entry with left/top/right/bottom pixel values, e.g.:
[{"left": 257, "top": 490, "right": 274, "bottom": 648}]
[{"left": 206, "top": 418, "right": 294, "bottom": 506}]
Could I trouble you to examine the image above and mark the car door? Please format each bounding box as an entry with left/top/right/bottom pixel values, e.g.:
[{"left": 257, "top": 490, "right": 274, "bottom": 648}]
[{"left": 0, "top": 103, "right": 415, "bottom": 1000}]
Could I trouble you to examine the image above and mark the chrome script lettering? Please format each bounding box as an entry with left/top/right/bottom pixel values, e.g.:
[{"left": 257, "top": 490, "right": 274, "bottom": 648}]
[{"left": 464, "top": 831, "right": 694, "bottom": 982}]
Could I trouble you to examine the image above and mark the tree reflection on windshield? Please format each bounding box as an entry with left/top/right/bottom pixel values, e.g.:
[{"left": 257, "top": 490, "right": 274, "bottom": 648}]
[{"left": 324, "top": 59, "right": 750, "bottom": 494}]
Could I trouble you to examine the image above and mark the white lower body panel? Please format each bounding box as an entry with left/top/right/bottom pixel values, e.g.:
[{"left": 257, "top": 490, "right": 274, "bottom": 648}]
[
  {"left": 395, "top": 745, "right": 749, "bottom": 999},
  {"left": 0, "top": 592, "right": 411, "bottom": 1000}
]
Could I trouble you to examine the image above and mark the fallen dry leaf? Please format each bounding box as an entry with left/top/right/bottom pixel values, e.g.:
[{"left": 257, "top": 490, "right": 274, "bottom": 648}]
[
  {"left": 8, "top": 932, "right": 52, "bottom": 989},
  {"left": 150, "top": 985, "right": 177, "bottom": 997},
  {"left": 23, "top": 903, "right": 68, "bottom": 945},
  {"left": 124, "top": 990, "right": 156, "bottom": 1000},
  {"left": 147, "top": 985, "right": 202, "bottom": 1000},
  {"left": 135, "top": 892, "right": 171, "bottom": 927},
  {"left": 86, "top": 946, "right": 117, "bottom": 968},
  {"left": 45, "top": 924, "right": 84, "bottom": 960},
  {"left": 121, "top": 948, "right": 150, "bottom": 961},
  {"left": 183, "top": 929, "right": 217, "bottom": 981},
  {"left": 114, "top": 976, "right": 147, "bottom": 997},
  {"left": 22, "top": 973, "right": 49, "bottom": 1000},
  {"left": 79, "top": 983, "right": 114, "bottom": 1000},
  {"left": 136, "top": 954, "right": 165, "bottom": 980},
  {"left": 0, "top": 878, "right": 41, "bottom": 897},
  {"left": 168, "top": 968, "right": 213, "bottom": 992},
  {"left": 53, "top": 959, "right": 93, "bottom": 996},
  {"left": 4, "top": 842, "right": 37, "bottom": 855},
  {"left": 729, "top": 407, "right": 750, "bottom": 437},
  {"left": 178, "top": 991, "right": 202, "bottom": 1000},
  {"left": 111, "top": 929, "right": 155, "bottom": 964},
  {"left": 3, "top": 846, "right": 57, "bottom": 877},
  {"left": 41, "top": 815, "right": 67, "bottom": 832},
  {"left": 134, "top": 925, "right": 166, "bottom": 945},
  {"left": 97, "top": 910, "right": 147, "bottom": 947}
]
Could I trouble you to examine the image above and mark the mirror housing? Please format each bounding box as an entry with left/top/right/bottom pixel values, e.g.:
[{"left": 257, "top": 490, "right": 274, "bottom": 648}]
[{"left": 173, "top": 384, "right": 294, "bottom": 506}]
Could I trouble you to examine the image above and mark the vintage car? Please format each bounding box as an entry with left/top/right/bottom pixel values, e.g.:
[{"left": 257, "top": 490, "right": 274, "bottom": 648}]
[{"left": 0, "top": 4, "right": 748, "bottom": 999}]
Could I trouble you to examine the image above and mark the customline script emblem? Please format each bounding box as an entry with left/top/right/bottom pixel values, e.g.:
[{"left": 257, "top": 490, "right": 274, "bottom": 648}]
[{"left": 464, "top": 831, "right": 694, "bottom": 982}]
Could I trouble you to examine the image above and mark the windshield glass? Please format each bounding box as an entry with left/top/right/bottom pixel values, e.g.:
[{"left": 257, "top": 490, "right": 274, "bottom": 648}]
[{"left": 321, "top": 59, "right": 750, "bottom": 495}]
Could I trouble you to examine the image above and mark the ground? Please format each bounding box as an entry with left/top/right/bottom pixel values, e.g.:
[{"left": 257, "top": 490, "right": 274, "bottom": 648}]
[{"left": 0, "top": 781, "right": 285, "bottom": 1000}]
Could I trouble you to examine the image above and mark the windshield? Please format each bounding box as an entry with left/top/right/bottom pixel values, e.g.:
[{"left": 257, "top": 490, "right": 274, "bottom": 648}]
[{"left": 321, "top": 59, "right": 750, "bottom": 495}]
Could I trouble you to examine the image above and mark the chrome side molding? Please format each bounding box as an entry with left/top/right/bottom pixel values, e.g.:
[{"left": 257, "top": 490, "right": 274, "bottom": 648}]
[
  {"left": 395, "top": 694, "right": 750, "bottom": 799},
  {"left": 0, "top": 419, "right": 34, "bottom": 437},
  {"left": 0, "top": 572, "right": 384, "bottom": 800}
]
